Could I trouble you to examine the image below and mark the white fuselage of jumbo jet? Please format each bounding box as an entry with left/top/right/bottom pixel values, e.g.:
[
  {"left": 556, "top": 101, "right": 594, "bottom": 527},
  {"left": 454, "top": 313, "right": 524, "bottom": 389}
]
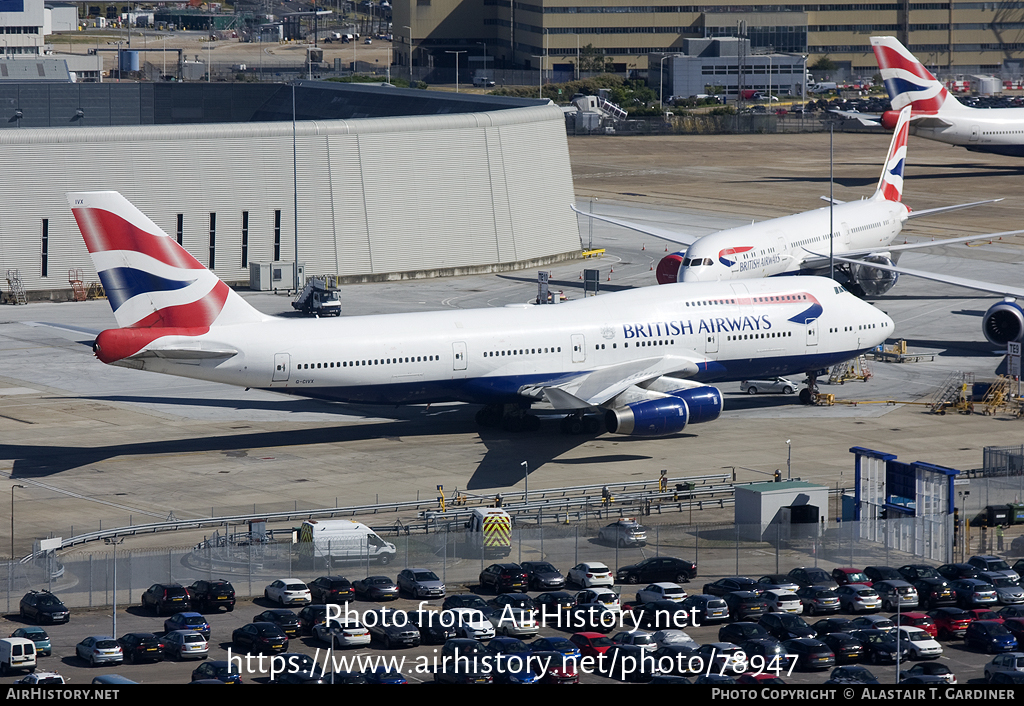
[
  {"left": 121, "top": 276, "right": 893, "bottom": 406},
  {"left": 910, "top": 109, "right": 1024, "bottom": 156},
  {"left": 679, "top": 197, "right": 906, "bottom": 283}
]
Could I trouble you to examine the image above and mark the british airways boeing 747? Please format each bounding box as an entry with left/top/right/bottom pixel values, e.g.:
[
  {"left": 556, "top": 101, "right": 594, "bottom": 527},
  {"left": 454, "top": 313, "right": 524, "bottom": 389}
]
[{"left": 70, "top": 191, "right": 893, "bottom": 435}]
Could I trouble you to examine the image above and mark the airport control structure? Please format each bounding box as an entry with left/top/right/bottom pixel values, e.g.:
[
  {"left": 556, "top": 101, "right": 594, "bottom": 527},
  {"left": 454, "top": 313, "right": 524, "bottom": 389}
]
[{"left": 0, "top": 80, "right": 580, "bottom": 297}]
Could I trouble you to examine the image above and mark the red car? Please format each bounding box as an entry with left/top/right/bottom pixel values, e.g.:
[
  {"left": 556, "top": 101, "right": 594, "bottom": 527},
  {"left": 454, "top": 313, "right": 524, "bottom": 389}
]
[
  {"left": 891, "top": 612, "right": 938, "bottom": 638},
  {"left": 967, "top": 608, "right": 1004, "bottom": 623},
  {"left": 738, "top": 673, "right": 786, "bottom": 684},
  {"left": 928, "top": 608, "right": 973, "bottom": 639},
  {"left": 832, "top": 568, "right": 873, "bottom": 587},
  {"left": 569, "top": 632, "right": 613, "bottom": 658}
]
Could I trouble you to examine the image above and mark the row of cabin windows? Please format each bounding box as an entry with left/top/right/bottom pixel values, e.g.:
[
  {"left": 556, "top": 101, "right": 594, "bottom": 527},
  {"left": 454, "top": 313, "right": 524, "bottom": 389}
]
[
  {"left": 299, "top": 356, "right": 439, "bottom": 370},
  {"left": 484, "top": 347, "right": 562, "bottom": 357},
  {"left": 725, "top": 331, "right": 793, "bottom": 341},
  {"left": 684, "top": 294, "right": 808, "bottom": 307}
]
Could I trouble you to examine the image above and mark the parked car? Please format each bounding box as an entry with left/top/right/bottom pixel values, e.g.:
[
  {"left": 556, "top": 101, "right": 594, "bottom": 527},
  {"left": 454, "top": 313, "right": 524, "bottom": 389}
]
[
  {"left": 836, "top": 584, "right": 881, "bottom": 613},
  {"left": 353, "top": 576, "right": 399, "bottom": 601},
  {"left": 162, "top": 630, "right": 208, "bottom": 660},
  {"left": 116, "top": 633, "right": 163, "bottom": 664},
  {"left": 796, "top": 586, "right": 841, "bottom": 615},
  {"left": 637, "top": 582, "right": 686, "bottom": 604},
  {"left": 598, "top": 518, "right": 648, "bottom": 547},
  {"left": 704, "top": 577, "right": 760, "bottom": 598},
  {"left": 479, "top": 564, "right": 528, "bottom": 593},
  {"left": 19, "top": 591, "right": 70, "bottom": 625},
  {"left": 900, "top": 661, "right": 957, "bottom": 684},
  {"left": 309, "top": 576, "right": 355, "bottom": 604},
  {"left": 140, "top": 583, "right": 190, "bottom": 616},
  {"left": 75, "top": 636, "right": 123, "bottom": 667},
  {"left": 264, "top": 579, "right": 311, "bottom": 607},
  {"left": 740, "top": 377, "right": 797, "bottom": 395},
  {"left": 519, "top": 561, "right": 566, "bottom": 590},
  {"left": 616, "top": 557, "right": 697, "bottom": 585},
  {"left": 10, "top": 627, "right": 50, "bottom": 657},
  {"left": 898, "top": 626, "right": 943, "bottom": 659},
  {"left": 163, "top": 612, "right": 211, "bottom": 640},
  {"left": 928, "top": 607, "right": 973, "bottom": 639},
  {"left": 188, "top": 579, "right": 235, "bottom": 613},
  {"left": 984, "top": 652, "right": 1024, "bottom": 681},
  {"left": 964, "top": 620, "right": 1018, "bottom": 653},
  {"left": 567, "top": 562, "right": 614, "bottom": 588},
  {"left": 873, "top": 580, "right": 919, "bottom": 611},
  {"left": 397, "top": 568, "right": 446, "bottom": 599},
  {"left": 233, "top": 623, "right": 289, "bottom": 654},
  {"left": 252, "top": 609, "right": 300, "bottom": 638},
  {"left": 363, "top": 608, "right": 421, "bottom": 648}
]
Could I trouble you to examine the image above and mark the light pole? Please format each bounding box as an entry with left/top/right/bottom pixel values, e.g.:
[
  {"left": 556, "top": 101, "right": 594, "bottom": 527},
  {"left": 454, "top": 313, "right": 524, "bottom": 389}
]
[
  {"left": 659, "top": 53, "right": 683, "bottom": 109},
  {"left": 520, "top": 459, "right": 528, "bottom": 504},
  {"left": 786, "top": 439, "right": 792, "bottom": 480},
  {"left": 11, "top": 485, "right": 24, "bottom": 562},
  {"left": 476, "top": 41, "right": 488, "bottom": 77},
  {"left": 403, "top": 25, "right": 412, "bottom": 82},
  {"left": 531, "top": 54, "right": 545, "bottom": 99},
  {"left": 446, "top": 50, "right": 466, "bottom": 92}
]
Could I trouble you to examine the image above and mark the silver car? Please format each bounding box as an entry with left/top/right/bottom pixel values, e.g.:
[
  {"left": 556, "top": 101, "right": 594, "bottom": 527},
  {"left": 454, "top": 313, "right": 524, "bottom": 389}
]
[
  {"left": 981, "top": 572, "right": 1024, "bottom": 605},
  {"left": 397, "top": 568, "right": 446, "bottom": 600},
  {"left": 598, "top": 519, "right": 647, "bottom": 547},
  {"left": 739, "top": 377, "right": 797, "bottom": 395}
]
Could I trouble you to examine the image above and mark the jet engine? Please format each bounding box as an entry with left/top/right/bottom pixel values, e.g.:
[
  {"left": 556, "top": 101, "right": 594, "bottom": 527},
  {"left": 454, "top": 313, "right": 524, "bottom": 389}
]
[
  {"left": 983, "top": 299, "right": 1024, "bottom": 347},
  {"left": 657, "top": 252, "right": 685, "bottom": 285},
  {"left": 605, "top": 386, "right": 723, "bottom": 437},
  {"left": 848, "top": 255, "right": 900, "bottom": 297},
  {"left": 880, "top": 110, "right": 903, "bottom": 131}
]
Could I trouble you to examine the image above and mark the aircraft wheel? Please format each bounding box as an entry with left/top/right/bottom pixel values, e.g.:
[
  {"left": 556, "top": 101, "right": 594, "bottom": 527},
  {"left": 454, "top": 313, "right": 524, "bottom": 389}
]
[
  {"left": 799, "top": 388, "right": 814, "bottom": 405},
  {"left": 584, "top": 416, "right": 600, "bottom": 434}
]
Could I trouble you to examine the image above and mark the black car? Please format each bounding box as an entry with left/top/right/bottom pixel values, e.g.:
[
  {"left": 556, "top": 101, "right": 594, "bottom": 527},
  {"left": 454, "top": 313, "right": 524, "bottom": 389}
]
[
  {"left": 863, "top": 566, "right": 904, "bottom": 583},
  {"left": 819, "top": 632, "right": 864, "bottom": 663},
  {"left": 851, "top": 629, "right": 911, "bottom": 663},
  {"left": 632, "top": 600, "right": 694, "bottom": 630},
  {"left": 116, "top": 633, "right": 163, "bottom": 664},
  {"left": 813, "top": 617, "right": 854, "bottom": 636},
  {"left": 488, "top": 592, "right": 537, "bottom": 615},
  {"left": 937, "top": 563, "right": 979, "bottom": 581},
  {"left": 19, "top": 591, "right": 70, "bottom": 625},
  {"left": 758, "top": 613, "right": 815, "bottom": 641},
  {"left": 534, "top": 591, "right": 575, "bottom": 623},
  {"left": 479, "top": 563, "right": 529, "bottom": 593},
  {"left": 598, "top": 644, "right": 658, "bottom": 682},
  {"left": 723, "top": 591, "right": 769, "bottom": 621},
  {"left": 309, "top": 576, "right": 354, "bottom": 604},
  {"left": 912, "top": 578, "right": 957, "bottom": 608},
  {"left": 406, "top": 610, "right": 456, "bottom": 644},
  {"left": 141, "top": 583, "right": 191, "bottom": 616},
  {"left": 232, "top": 622, "right": 289, "bottom": 655},
  {"left": 787, "top": 567, "right": 836, "bottom": 588},
  {"left": 363, "top": 609, "right": 421, "bottom": 649},
  {"left": 566, "top": 603, "right": 618, "bottom": 633},
  {"left": 740, "top": 637, "right": 795, "bottom": 672},
  {"left": 616, "top": 557, "right": 697, "bottom": 585},
  {"left": 297, "top": 605, "right": 330, "bottom": 635},
  {"left": 718, "top": 621, "right": 771, "bottom": 644},
  {"left": 191, "top": 660, "right": 242, "bottom": 684},
  {"left": 520, "top": 561, "right": 566, "bottom": 590},
  {"left": 704, "top": 577, "right": 761, "bottom": 597},
  {"left": 443, "top": 594, "right": 490, "bottom": 612},
  {"left": 899, "top": 565, "right": 941, "bottom": 582},
  {"left": 188, "top": 579, "right": 235, "bottom": 613},
  {"left": 352, "top": 576, "right": 399, "bottom": 601},
  {"left": 252, "top": 609, "right": 301, "bottom": 638},
  {"left": 825, "top": 665, "right": 879, "bottom": 684},
  {"left": 781, "top": 637, "right": 835, "bottom": 671}
]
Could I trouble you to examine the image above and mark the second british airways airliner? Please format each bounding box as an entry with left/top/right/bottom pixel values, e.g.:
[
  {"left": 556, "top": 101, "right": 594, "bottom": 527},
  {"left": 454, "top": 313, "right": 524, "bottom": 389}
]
[{"left": 69, "top": 191, "right": 893, "bottom": 436}]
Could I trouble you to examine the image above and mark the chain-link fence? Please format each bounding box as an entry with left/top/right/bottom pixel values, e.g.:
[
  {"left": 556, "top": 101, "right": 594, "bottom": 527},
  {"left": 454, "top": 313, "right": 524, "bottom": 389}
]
[{"left": 3, "top": 515, "right": 979, "bottom": 612}]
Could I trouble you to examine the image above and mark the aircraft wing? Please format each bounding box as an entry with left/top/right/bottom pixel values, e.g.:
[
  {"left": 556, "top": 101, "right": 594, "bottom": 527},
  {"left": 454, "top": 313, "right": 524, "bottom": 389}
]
[
  {"left": 830, "top": 255, "right": 1024, "bottom": 298},
  {"left": 521, "top": 354, "right": 702, "bottom": 408},
  {"left": 829, "top": 110, "right": 881, "bottom": 126},
  {"left": 906, "top": 198, "right": 1003, "bottom": 220},
  {"left": 798, "top": 228, "right": 1024, "bottom": 268},
  {"left": 571, "top": 205, "right": 699, "bottom": 246}
]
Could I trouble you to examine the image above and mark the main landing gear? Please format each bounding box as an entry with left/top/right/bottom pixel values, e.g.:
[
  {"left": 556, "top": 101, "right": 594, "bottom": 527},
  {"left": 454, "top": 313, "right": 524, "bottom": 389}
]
[
  {"left": 799, "top": 370, "right": 820, "bottom": 405},
  {"left": 475, "top": 404, "right": 540, "bottom": 432},
  {"left": 559, "top": 411, "right": 601, "bottom": 435}
]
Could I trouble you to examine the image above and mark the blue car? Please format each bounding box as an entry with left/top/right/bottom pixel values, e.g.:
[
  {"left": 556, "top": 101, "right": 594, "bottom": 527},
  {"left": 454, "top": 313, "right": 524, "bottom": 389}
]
[
  {"left": 164, "top": 612, "right": 211, "bottom": 640},
  {"left": 10, "top": 627, "right": 50, "bottom": 657},
  {"left": 363, "top": 667, "right": 407, "bottom": 684},
  {"left": 965, "top": 620, "right": 1018, "bottom": 653},
  {"left": 530, "top": 636, "right": 581, "bottom": 660}
]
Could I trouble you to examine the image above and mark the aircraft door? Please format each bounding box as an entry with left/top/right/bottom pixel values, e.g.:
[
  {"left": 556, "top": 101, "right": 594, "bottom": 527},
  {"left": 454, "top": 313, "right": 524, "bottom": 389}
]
[
  {"left": 571, "top": 334, "right": 586, "bottom": 363},
  {"left": 273, "top": 353, "right": 290, "bottom": 382},
  {"left": 705, "top": 332, "right": 719, "bottom": 354},
  {"left": 453, "top": 342, "right": 468, "bottom": 371},
  {"left": 970, "top": 125, "right": 979, "bottom": 142},
  {"left": 806, "top": 320, "right": 818, "bottom": 347}
]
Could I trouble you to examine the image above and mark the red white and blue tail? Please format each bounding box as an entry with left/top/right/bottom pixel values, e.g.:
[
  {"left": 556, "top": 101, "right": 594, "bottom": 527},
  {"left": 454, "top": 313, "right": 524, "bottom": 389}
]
[
  {"left": 875, "top": 105, "right": 911, "bottom": 202},
  {"left": 68, "top": 191, "right": 266, "bottom": 363},
  {"left": 871, "top": 36, "right": 965, "bottom": 115}
]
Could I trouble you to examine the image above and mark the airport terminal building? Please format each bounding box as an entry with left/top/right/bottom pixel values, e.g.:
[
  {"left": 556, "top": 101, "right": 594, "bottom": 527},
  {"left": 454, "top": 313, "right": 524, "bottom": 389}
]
[{"left": 0, "top": 81, "right": 580, "bottom": 297}]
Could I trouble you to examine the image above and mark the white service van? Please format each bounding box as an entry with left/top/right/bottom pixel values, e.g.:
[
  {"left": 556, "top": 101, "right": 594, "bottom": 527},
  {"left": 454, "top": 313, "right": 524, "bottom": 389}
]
[
  {"left": 0, "top": 637, "right": 37, "bottom": 675},
  {"left": 298, "top": 519, "right": 397, "bottom": 565}
]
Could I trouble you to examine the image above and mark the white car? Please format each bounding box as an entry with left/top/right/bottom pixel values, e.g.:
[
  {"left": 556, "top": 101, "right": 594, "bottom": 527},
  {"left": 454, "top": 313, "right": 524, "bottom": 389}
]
[
  {"left": 899, "top": 627, "right": 943, "bottom": 659},
  {"left": 652, "top": 629, "right": 699, "bottom": 650},
  {"left": 14, "top": 672, "right": 66, "bottom": 685},
  {"left": 611, "top": 629, "right": 657, "bottom": 652},
  {"left": 762, "top": 589, "right": 801, "bottom": 614},
  {"left": 984, "top": 652, "right": 1024, "bottom": 681},
  {"left": 162, "top": 630, "right": 208, "bottom": 660},
  {"left": 313, "top": 619, "right": 371, "bottom": 648},
  {"left": 576, "top": 588, "right": 621, "bottom": 613},
  {"left": 485, "top": 607, "right": 539, "bottom": 638},
  {"left": 636, "top": 582, "right": 686, "bottom": 604},
  {"left": 265, "top": 579, "right": 312, "bottom": 607},
  {"left": 446, "top": 608, "right": 495, "bottom": 640},
  {"left": 567, "top": 562, "right": 614, "bottom": 588},
  {"left": 739, "top": 377, "right": 797, "bottom": 395}
]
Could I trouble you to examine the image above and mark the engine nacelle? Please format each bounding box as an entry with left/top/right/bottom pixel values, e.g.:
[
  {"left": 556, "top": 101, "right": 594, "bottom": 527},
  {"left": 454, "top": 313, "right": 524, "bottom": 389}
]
[
  {"left": 848, "top": 255, "right": 899, "bottom": 297},
  {"left": 656, "top": 252, "right": 685, "bottom": 285},
  {"left": 670, "top": 386, "right": 724, "bottom": 425},
  {"left": 605, "top": 386, "right": 723, "bottom": 437},
  {"left": 983, "top": 300, "right": 1024, "bottom": 347},
  {"left": 880, "top": 109, "right": 903, "bottom": 131}
]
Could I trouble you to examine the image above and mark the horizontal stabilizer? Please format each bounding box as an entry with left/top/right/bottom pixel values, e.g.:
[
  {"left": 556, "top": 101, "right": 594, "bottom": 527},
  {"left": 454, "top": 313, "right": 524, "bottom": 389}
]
[
  {"left": 906, "top": 198, "right": 1003, "bottom": 220},
  {"left": 132, "top": 346, "right": 239, "bottom": 360},
  {"left": 829, "top": 109, "right": 881, "bottom": 127},
  {"left": 571, "top": 204, "right": 699, "bottom": 246},
  {"left": 819, "top": 196, "right": 846, "bottom": 205}
]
